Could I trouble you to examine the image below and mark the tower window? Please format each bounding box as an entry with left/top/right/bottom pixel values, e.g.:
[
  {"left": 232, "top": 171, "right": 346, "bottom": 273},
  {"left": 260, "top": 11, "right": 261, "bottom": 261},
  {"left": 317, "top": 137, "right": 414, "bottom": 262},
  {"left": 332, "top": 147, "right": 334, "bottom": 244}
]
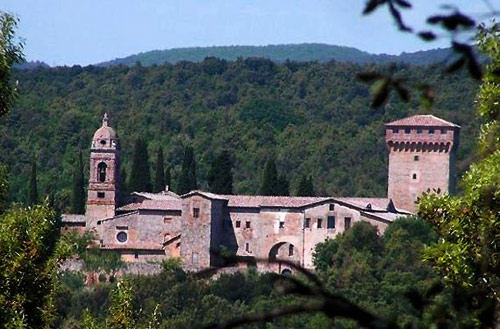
[
  {"left": 417, "top": 127, "right": 423, "bottom": 134},
  {"left": 414, "top": 155, "right": 419, "bottom": 161},
  {"left": 289, "top": 244, "right": 294, "bottom": 256},
  {"left": 441, "top": 128, "right": 447, "bottom": 134},
  {"left": 405, "top": 127, "right": 411, "bottom": 134},
  {"left": 429, "top": 128, "right": 435, "bottom": 134},
  {"left": 327, "top": 216, "right": 336, "bottom": 229},
  {"left": 134, "top": 252, "right": 139, "bottom": 259},
  {"left": 392, "top": 128, "right": 399, "bottom": 133},
  {"left": 97, "top": 162, "right": 107, "bottom": 182},
  {"left": 245, "top": 243, "right": 250, "bottom": 252},
  {"left": 97, "top": 192, "right": 105, "bottom": 198},
  {"left": 279, "top": 220, "right": 285, "bottom": 229},
  {"left": 235, "top": 220, "right": 241, "bottom": 228},
  {"left": 100, "top": 140, "right": 106, "bottom": 145},
  {"left": 329, "top": 203, "right": 335, "bottom": 211},
  {"left": 412, "top": 173, "right": 417, "bottom": 180}
]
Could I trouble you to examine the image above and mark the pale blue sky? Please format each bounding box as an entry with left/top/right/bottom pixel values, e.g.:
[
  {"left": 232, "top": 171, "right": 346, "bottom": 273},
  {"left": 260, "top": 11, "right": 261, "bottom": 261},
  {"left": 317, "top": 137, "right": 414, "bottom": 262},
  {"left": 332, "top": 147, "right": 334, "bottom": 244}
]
[{"left": 3, "top": 0, "right": 491, "bottom": 66}]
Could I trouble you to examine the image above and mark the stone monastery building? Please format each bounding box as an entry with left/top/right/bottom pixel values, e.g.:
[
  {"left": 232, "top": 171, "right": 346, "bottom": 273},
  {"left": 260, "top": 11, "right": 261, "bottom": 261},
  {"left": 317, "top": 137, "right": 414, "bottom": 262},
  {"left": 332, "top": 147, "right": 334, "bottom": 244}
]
[{"left": 63, "top": 113, "right": 460, "bottom": 273}]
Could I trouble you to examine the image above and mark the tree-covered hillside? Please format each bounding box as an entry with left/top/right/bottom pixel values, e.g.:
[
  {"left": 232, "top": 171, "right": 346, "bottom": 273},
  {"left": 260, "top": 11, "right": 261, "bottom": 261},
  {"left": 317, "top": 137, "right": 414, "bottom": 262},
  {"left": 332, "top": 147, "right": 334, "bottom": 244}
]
[
  {"left": 0, "top": 58, "right": 480, "bottom": 209},
  {"left": 99, "top": 44, "right": 453, "bottom": 67}
]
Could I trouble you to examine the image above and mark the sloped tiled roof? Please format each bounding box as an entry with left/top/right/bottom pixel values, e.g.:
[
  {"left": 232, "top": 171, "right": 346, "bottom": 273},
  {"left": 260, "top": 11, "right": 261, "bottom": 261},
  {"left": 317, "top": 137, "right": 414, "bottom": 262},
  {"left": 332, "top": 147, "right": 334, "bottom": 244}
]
[
  {"left": 224, "top": 195, "right": 331, "bottom": 208},
  {"left": 131, "top": 191, "right": 180, "bottom": 201},
  {"left": 116, "top": 199, "right": 182, "bottom": 212},
  {"left": 385, "top": 115, "right": 460, "bottom": 128},
  {"left": 61, "top": 214, "right": 87, "bottom": 223}
]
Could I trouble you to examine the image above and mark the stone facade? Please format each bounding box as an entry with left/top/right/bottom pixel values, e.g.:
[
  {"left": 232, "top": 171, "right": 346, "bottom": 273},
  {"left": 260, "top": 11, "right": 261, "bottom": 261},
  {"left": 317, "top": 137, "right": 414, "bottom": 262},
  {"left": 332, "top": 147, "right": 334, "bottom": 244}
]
[
  {"left": 385, "top": 115, "right": 460, "bottom": 212},
  {"left": 62, "top": 113, "right": 460, "bottom": 273}
]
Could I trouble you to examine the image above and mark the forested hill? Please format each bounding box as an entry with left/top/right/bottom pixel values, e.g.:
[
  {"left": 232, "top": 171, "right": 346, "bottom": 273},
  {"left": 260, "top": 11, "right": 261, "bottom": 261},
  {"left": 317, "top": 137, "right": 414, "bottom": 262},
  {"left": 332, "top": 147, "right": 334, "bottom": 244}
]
[
  {"left": 1, "top": 58, "right": 480, "bottom": 209},
  {"left": 98, "top": 44, "right": 452, "bottom": 67}
]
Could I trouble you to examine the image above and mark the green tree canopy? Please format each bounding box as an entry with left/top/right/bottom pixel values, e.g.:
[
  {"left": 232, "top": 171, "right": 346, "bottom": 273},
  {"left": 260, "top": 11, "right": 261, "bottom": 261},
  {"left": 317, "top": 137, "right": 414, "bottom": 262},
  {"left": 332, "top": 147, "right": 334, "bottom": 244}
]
[
  {"left": 296, "top": 174, "right": 315, "bottom": 196},
  {"left": 28, "top": 157, "right": 38, "bottom": 205},
  {"left": 153, "top": 147, "right": 165, "bottom": 193},
  {"left": 128, "top": 138, "right": 152, "bottom": 193},
  {"left": 71, "top": 151, "right": 85, "bottom": 214},
  {"left": 208, "top": 150, "right": 233, "bottom": 194},
  {"left": 178, "top": 146, "right": 197, "bottom": 195}
]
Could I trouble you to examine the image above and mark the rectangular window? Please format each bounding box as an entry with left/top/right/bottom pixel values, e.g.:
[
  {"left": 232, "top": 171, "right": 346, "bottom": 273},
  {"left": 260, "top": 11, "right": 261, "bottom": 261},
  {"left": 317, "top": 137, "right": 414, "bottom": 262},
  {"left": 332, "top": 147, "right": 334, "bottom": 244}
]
[
  {"left": 414, "top": 155, "right": 419, "bottom": 161},
  {"left": 245, "top": 221, "right": 251, "bottom": 229},
  {"left": 317, "top": 218, "right": 323, "bottom": 228},
  {"left": 279, "top": 221, "right": 285, "bottom": 229},
  {"left": 97, "top": 192, "right": 105, "bottom": 198},
  {"left": 245, "top": 243, "right": 250, "bottom": 252},
  {"left": 304, "top": 218, "right": 311, "bottom": 228},
  {"left": 392, "top": 128, "right": 399, "bottom": 133},
  {"left": 345, "top": 217, "right": 352, "bottom": 230},
  {"left": 329, "top": 203, "right": 335, "bottom": 211},
  {"left": 289, "top": 244, "right": 294, "bottom": 256},
  {"left": 235, "top": 220, "right": 241, "bottom": 228},
  {"left": 405, "top": 127, "right": 411, "bottom": 134},
  {"left": 134, "top": 252, "right": 139, "bottom": 259},
  {"left": 441, "top": 128, "right": 447, "bottom": 134},
  {"left": 164, "top": 217, "right": 172, "bottom": 223},
  {"left": 417, "top": 127, "right": 423, "bottom": 134},
  {"left": 327, "top": 216, "right": 335, "bottom": 229},
  {"left": 193, "top": 207, "right": 200, "bottom": 218},
  {"left": 429, "top": 128, "right": 435, "bottom": 134}
]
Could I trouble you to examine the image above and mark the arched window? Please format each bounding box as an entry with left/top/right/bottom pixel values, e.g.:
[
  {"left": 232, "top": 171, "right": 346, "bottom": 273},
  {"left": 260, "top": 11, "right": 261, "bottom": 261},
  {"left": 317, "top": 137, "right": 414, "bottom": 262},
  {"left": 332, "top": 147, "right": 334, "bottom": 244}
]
[
  {"left": 98, "top": 162, "right": 107, "bottom": 182},
  {"left": 288, "top": 244, "right": 294, "bottom": 256}
]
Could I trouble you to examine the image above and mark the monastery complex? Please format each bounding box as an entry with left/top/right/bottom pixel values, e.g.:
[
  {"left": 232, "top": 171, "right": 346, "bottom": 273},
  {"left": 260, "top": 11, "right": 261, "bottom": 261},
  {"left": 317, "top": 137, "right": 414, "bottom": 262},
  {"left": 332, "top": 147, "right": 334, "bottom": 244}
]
[{"left": 63, "top": 113, "right": 460, "bottom": 273}]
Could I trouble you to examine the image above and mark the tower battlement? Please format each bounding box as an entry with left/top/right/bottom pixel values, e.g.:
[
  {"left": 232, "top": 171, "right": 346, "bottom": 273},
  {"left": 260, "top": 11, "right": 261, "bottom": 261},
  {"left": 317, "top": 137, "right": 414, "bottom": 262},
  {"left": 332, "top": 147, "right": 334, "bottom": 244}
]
[{"left": 385, "top": 115, "right": 460, "bottom": 212}]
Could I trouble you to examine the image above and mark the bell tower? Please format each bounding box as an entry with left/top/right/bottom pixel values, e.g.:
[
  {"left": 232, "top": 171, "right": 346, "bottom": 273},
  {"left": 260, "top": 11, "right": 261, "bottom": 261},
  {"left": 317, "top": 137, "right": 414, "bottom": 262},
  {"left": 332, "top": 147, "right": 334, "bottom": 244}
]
[
  {"left": 385, "top": 115, "right": 460, "bottom": 212},
  {"left": 86, "top": 113, "right": 121, "bottom": 228}
]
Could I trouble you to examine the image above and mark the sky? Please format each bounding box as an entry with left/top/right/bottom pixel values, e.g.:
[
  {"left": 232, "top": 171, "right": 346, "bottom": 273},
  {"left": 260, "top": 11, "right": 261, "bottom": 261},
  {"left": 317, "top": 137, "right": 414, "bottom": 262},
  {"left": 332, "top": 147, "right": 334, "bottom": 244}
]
[{"left": 2, "top": 0, "right": 491, "bottom": 66}]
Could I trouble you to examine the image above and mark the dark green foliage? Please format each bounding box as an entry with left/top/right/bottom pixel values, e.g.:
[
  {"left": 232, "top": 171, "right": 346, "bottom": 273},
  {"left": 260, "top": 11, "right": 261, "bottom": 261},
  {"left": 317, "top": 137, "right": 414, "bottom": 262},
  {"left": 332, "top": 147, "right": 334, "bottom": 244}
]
[
  {"left": 28, "top": 157, "right": 38, "bottom": 205},
  {"left": 128, "top": 138, "right": 152, "bottom": 193},
  {"left": 153, "top": 147, "right": 165, "bottom": 193},
  {"left": 277, "top": 173, "right": 289, "bottom": 196},
  {"left": 165, "top": 166, "right": 171, "bottom": 190},
  {"left": 239, "top": 98, "right": 301, "bottom": 131},
  {"left": 98, "top": 43, "right": 455, "bottom": 67},
  {"left": 208, "top": 150, "right": 233, "bottom": 194},
  {"left": 296, "top": 175, "right": 315, "bottom": 196},
  {"left": 71, "top": 151, "right": 85, "bottom": 214},
  {"left": 260, "top": 159, "right": 279, "bottom": 196},
  {"left": 178, "top": 146, "right": 197, "bottom": 195},
  {"left": 1, "top": 59, "right": 481, "bottom": 206}
]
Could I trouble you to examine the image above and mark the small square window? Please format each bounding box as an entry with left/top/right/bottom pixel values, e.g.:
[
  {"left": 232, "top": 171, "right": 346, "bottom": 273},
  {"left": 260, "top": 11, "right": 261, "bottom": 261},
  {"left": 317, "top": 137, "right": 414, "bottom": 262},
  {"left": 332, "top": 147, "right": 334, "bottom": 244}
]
[
  {"left": 193, "top": 207, "right": 200, "bottom": 218},
  {"left": 412, "top": 173, "right": 417, "bottom": 180},
  {"left": 405, "top": 127, "right": 411, "bottom": 134},
  {"left": 235, "top": 220, "right": 241, "bottom": 228},
  {"left": 134, "top": 252, "right": 139, "bottom": 259},
  {"left": 97, "top": 192, "right": 105, "bottom": 198},
  {"left": 317, "top": 218, "right": 323, "bottom": 229},
  {"left": 304, "top": 218, "right": 311, "bottom": 228},
  {"left": 327, "top": 216, "right": 335, "bottom": 229},
  {"left": 417, "top": 127, "right": 423, "bottom": 134},
  {"left": 329, "top": 204, "right": 335, "bottom": 211},
  {"left": 392, "top": 128, "right": 399, "bottom": 133},
  {"left": 279, "top": 221, "right": 285, "bottom": 229},
  {"left": 429, "top": 128, "right": 435, "bottom": 134},
  {"left": 245, "top": 221, "right": 251, "bottom": 229},
  {"left": 414, "top": 155, "right": 419, "bottom": 161},
  {"left": 441, "top": 128, "right": 447, "bottom": 134},
  {"left": 345, "top": 217, "right": 352, "bottom": 229}
]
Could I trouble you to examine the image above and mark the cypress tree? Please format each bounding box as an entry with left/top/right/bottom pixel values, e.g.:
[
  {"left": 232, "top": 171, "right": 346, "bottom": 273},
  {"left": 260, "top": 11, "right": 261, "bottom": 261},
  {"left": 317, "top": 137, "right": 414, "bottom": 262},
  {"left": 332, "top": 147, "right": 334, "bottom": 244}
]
[
  {"left": 28, "top": 158, "right": 38, "bottom": 205},
  {"left": 208, "top": 150, "right": 233, "bottom": 194},
  {"left": 277, "top": 173, "right": 289, "bottom": 196},
  {"left": 71, "top": 151, "right": 85, "bottom": 214},
  {"left": 165, "top": 166, "right": 171, "bottom": 190},
  {"left": 260, "top": 159, "right": 279, "bottom": 196},
  {"left": 120, "top": 166, "right": 128, "bottom": 195},
  {"left": 178, "top": 146, "right": 197, "bottom": 195},
  {"left": 153, "top": 147, "right": 165, "bottom": 193},
  {"left": 129, "top": 138, "right": 152, "bottom": 192},
  {"left": 297, "top": 174, "right": 315, "bottom": 196}
]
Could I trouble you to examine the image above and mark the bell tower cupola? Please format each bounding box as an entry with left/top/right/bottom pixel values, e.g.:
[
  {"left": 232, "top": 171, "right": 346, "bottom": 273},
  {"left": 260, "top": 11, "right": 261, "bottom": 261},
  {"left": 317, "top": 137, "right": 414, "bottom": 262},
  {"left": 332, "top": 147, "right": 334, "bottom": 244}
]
[{"left": 86, "top": 113, "right": 121, "bottom": 227}]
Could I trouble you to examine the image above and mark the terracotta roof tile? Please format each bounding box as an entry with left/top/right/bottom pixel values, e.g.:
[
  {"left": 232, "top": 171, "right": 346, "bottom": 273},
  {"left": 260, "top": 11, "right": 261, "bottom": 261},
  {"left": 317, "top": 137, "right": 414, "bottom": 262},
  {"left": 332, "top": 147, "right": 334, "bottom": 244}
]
[
  {"left": 385, "top": 115, "right": 460, "bottom": 128},
  {"left": 116, "top": 200, "right": 182, "bottom": 212}
]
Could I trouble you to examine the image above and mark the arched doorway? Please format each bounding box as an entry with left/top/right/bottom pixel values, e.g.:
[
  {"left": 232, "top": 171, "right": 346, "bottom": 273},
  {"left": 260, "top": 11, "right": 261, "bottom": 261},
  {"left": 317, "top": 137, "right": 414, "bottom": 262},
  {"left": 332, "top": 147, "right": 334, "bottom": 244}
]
[{"left": 268, "top": 242, "right": 300, "bottom": 273}]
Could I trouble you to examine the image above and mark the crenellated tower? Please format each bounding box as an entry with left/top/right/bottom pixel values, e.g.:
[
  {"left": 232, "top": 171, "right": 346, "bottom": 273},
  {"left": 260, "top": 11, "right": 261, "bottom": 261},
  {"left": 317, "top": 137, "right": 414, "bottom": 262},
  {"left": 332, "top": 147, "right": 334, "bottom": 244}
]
[
  {"left": 86, "top": 113, "right": 121, "bottom": 228},
  {"left": 385, "top": 115, "right": 460, "bottom": 212}
]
